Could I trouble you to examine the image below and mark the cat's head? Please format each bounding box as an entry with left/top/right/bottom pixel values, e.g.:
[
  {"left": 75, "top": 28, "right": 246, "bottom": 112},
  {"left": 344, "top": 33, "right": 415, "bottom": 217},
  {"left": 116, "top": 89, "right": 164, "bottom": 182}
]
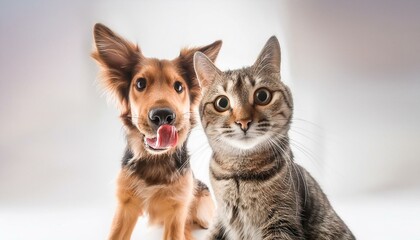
[{"left": 194, "top": 36, "right": 293, "bottom": 153}]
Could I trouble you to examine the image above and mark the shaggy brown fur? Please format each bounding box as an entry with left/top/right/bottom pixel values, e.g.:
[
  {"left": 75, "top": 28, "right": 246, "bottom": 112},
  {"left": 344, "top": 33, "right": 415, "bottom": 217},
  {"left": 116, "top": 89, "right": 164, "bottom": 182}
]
[{"left": 92, "top": 23, "right": 222, "bottom": 240}]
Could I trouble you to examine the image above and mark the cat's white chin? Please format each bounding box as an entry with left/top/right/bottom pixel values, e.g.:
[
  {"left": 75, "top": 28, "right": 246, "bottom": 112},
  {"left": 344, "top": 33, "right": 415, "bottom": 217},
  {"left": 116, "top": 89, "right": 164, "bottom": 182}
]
[{"left": 222, "top": 135, "right": 266, "bottom": 151}]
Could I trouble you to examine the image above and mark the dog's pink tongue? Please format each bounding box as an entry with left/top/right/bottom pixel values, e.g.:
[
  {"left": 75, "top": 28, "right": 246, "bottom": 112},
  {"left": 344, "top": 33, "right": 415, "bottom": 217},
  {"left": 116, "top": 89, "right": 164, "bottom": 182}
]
[{"left": 147, "top": 125, "right": 178, "bottom": 149}]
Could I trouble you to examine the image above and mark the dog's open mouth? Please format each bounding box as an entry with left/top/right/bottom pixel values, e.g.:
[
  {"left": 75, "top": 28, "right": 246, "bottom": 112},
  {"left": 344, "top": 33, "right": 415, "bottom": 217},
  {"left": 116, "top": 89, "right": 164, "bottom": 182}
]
[{"left": 144, "top": 124, "right": 179, "bottom": 151}]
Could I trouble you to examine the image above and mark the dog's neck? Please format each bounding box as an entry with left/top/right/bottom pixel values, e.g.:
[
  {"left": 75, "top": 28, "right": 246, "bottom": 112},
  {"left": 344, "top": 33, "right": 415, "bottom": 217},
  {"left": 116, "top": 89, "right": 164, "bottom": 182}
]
[{"left": 122, "top": 130, "right": 191, "bottom": 185}]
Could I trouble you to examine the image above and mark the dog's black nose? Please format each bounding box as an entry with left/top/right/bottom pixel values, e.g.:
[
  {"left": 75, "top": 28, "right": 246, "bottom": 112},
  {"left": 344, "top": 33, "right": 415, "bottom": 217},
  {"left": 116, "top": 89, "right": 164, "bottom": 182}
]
[{"left": 148, "top": 108, "right": 176, "bottom": 126}]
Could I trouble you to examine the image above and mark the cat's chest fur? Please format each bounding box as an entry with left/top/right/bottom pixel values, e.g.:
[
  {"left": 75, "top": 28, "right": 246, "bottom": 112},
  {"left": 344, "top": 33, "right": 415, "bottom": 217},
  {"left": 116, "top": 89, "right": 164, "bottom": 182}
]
[
  {"left": 215, "top": 179, "right": 262, "bottom": 239},
  {"left": 210, "top": 166, "right": 284, "bottom": 240}
]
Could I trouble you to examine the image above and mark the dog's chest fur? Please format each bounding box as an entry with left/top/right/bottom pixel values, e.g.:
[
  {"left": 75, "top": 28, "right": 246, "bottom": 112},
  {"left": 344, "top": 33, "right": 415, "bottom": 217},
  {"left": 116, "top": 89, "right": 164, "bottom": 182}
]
[
  {"left": 140, "top": 171, "right": 194, "bottom": 225},
  {"left": 120, "top": 146, "right": 194, "bottom": 224},
  {"left": 118, "top": 165, "right": 194, "bottom": 226}
]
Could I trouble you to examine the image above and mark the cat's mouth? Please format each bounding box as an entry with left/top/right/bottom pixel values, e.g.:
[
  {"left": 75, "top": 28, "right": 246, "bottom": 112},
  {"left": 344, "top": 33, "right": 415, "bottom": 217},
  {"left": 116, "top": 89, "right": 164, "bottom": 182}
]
[
  {"left": 220, "top": 133, "right": 266, "bottom": 150},
  {"left": 238, "top": 135, "right": 253, "bottom": 140}
]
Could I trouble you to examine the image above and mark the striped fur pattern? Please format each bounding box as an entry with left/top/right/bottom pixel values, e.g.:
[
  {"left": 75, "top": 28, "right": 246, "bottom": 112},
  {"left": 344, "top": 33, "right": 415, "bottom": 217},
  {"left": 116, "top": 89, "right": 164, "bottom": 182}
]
[{"left": 194, "top": 36, "right": 355, "bottom": 240}]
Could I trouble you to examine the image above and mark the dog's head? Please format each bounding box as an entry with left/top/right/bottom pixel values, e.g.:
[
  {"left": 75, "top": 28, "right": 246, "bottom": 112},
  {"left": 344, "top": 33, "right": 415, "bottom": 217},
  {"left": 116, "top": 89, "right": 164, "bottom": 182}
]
[{"left": 92, "top": 23, "right": 222, "bottom": 156}]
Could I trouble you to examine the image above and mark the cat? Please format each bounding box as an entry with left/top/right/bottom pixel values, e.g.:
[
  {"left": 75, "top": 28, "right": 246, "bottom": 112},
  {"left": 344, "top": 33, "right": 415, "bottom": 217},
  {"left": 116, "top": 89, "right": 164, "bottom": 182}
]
[{"left": 193, "top": 36, "right": 355, "bottom": 240}]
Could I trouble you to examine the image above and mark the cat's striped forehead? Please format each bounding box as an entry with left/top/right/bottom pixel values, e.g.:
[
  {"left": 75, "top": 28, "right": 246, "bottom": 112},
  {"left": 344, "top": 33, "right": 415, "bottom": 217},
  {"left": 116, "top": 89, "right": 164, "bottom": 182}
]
[
  {"left": 215, "top": 67, "right": 282, "bottom": 97},
  {"left": 223, "top": 68, "right": 256, "bottom": 92},
  {"left": 213, "top": 68, "right": 257, "bottom": 106}
]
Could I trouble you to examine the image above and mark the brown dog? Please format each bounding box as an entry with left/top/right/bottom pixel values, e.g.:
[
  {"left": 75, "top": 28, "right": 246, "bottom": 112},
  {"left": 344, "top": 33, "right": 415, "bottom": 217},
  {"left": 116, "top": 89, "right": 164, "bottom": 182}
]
[{"left": 92, "top": 23, "right": 222, "bottom": 240}]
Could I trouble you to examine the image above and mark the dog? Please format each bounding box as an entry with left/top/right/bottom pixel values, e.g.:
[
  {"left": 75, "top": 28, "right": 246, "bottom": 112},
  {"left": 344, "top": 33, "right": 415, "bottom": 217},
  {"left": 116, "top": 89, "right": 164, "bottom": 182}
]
[{"left": 92, "top": 23, "right": 222, "bottom": 240}]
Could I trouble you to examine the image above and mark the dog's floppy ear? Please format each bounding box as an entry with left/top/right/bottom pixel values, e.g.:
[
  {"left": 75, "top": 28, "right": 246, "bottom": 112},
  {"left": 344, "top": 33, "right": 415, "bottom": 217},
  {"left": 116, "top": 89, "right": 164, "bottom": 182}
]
[
  {"left": 178, "top": 40, "right": 222, "bottom": 105},
  {"left": 91, "top": 23, "right": 142, "bottom": 112}
]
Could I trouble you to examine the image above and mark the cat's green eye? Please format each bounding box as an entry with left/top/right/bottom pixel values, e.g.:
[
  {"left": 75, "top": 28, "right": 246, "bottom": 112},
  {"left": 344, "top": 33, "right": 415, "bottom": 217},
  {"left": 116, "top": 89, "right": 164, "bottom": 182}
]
[
  {"left": 254, "top": 88, "right": 272, "bottom": 105},
  {"left": 214, "top": 96, "right": 230, "bottom": 112}
]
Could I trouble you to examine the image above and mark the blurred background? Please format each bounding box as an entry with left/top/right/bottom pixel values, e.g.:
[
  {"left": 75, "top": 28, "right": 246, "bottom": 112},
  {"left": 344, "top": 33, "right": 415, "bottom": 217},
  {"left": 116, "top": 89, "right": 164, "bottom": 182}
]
[{"left": 1, "top": 0, "right": 419, "bottom": 239}]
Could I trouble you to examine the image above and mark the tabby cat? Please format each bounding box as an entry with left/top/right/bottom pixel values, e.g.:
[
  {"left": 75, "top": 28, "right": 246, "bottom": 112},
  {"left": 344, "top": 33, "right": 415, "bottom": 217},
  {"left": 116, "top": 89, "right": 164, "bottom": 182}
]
[{"left": 193, "top": 36, "right": 355, "bottom": 240}]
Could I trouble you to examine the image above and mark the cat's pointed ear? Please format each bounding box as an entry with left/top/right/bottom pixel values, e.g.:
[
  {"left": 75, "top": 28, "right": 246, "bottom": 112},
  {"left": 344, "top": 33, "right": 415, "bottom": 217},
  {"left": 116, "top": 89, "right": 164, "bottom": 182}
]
[
  {"left": 253, "top": 36, "right": 281, "bottom": 76},
  {"left": 91, "top": 23, "right": 142, "bottom": 112},
  {"left": 194, "top": 51, "right": 222, "bottom": 93}
]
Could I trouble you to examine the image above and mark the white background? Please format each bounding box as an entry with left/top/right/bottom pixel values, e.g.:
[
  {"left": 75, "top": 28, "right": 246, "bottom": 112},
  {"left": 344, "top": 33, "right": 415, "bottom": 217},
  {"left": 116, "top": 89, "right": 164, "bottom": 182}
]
[{"left": 1, "top": 0, "right": 419, "bottom": 239}]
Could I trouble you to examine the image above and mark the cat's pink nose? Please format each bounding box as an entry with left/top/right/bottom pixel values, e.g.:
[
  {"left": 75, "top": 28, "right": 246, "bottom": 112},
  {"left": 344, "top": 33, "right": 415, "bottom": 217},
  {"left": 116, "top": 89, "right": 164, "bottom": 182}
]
[{"left": 235, "top": 119, "right": 252, "bottom": 132}]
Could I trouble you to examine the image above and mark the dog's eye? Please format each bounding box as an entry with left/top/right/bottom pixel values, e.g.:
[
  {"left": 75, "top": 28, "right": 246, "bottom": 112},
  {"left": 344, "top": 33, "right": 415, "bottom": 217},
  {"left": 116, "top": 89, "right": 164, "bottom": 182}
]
[
  {"left": 214, "top": 96, "right": 230, "bottom": 112},
  {"left": 254, "top": 88, "right": 272, "bottom": 105},
  {"left": 174, "top": 81, "right": 183, "bottom": 93},
  {"left": 136, "top": 78, "right": 147, "bottom": 91}
]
